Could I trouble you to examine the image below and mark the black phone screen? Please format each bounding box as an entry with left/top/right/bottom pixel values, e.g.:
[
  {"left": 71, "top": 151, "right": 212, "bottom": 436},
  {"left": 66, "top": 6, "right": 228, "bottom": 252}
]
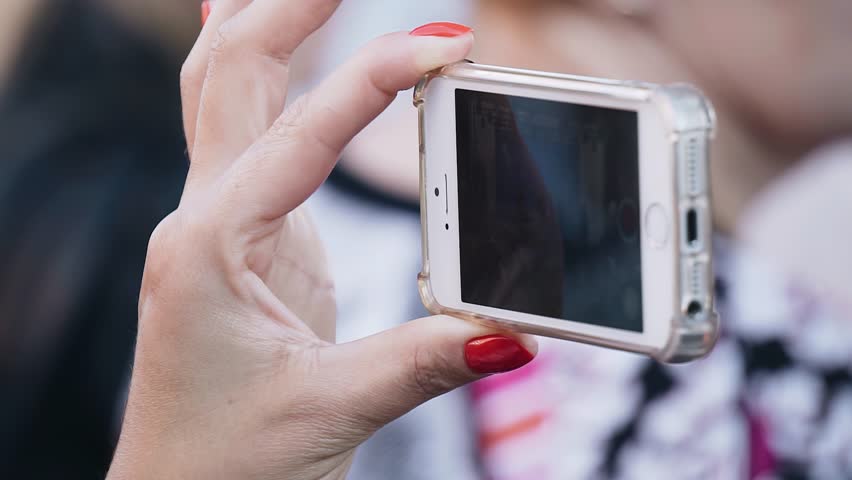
[{"left": 455, "top": 89, "right": 643, "bottom": 332}]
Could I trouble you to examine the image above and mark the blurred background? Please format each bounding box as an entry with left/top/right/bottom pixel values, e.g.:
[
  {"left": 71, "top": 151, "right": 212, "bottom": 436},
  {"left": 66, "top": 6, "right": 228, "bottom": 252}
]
[{"left": 1, "top": 0, "right": 851, "bottom": 479}]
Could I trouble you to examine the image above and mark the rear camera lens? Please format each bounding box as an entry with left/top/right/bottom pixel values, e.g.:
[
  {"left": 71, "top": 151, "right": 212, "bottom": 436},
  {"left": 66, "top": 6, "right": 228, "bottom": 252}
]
[{"left": 434, "top": 188, "right": 440, "bottom": 197}]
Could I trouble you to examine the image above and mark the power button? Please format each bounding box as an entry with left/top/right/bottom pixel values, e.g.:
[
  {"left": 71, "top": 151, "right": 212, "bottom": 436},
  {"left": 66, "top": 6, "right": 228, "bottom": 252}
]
[{"left": 645, "top": 203, "right": 669, "bottom": 248}]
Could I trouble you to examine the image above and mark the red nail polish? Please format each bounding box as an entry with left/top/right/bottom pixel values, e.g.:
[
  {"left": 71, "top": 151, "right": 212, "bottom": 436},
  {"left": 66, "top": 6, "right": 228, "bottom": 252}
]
[
  {"left": 201, "top": 0, "right": 212, "bottom": 26},
  {"left": 465, "top": 335, "right": 534, "bottom": 374},
  {"left": 410, "top": 22, "right": 473, "bottom": 38}
]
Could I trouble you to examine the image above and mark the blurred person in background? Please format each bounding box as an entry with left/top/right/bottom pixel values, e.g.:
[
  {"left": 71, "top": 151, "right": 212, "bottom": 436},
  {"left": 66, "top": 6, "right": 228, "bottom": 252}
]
[
  {"left": 299, "top": 0, "right": 852, "bottom": 478},
  {"left": 0, "top": 0, "right": 195, "bottom": 477},
  {"left": 465, "top": 3, "right": 852, "bottom": 478}
]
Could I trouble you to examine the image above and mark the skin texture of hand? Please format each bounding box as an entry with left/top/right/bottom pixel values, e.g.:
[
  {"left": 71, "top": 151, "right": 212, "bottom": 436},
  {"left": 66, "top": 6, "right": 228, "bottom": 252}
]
[{"left": 106, "top": 2, "right": 537, "bottom": 479}]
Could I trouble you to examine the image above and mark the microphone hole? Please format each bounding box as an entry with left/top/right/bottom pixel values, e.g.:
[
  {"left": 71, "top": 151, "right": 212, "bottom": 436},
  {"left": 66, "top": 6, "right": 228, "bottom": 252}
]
[{"left": 687, "top": 300, "right": 703, "bottom": 318}]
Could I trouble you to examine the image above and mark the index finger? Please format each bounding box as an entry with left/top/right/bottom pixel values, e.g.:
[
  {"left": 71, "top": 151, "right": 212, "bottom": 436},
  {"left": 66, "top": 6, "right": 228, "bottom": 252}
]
[{"left": 222, "top": 28, "right": 474, "bottom": 223}]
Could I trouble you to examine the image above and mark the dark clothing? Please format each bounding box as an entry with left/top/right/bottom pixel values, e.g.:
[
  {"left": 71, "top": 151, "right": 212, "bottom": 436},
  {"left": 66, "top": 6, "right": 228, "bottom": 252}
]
[{"left": 0, "top": 2, "right": 187, "bottom": 478}]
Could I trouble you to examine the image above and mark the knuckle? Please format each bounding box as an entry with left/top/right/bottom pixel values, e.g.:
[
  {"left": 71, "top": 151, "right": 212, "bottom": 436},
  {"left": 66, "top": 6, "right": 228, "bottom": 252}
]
[
  {"left": 146, "top": 213, "right": 180, "bottom": 266},
  {"left": 273, "top": 93, "right": 339, "bottom": 155},
  {"left": 141, "top": 210, "right": 215, "bottom": 297},
  {"left": 140, "top": 214, "right": 183, "bottom": 304},
  {"left": 209, "top": 19, "right": 241, "bottom": 60},
  {"left": 411, "top": 344, "right": 459, "bottom": 399},
  {"left": 258, "top": 97, "right": 310, "bottom": 156},
  {"left": 179, "top": 58, "right": 202, "bottom": 98},
  {"left": 139, "top": 203, "right": 241, "bottom": 321},
  {"left": 359, "top": 44, "right": 397, "bottom": 98},
  {"left": 273, "top": 95, "right": 309, "bottom": 137}
]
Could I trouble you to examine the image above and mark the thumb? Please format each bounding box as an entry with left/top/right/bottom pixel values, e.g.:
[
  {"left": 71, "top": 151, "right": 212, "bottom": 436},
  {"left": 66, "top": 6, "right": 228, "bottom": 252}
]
[{"left": 324, "top": 315, "right": 538, "bottom": 431}]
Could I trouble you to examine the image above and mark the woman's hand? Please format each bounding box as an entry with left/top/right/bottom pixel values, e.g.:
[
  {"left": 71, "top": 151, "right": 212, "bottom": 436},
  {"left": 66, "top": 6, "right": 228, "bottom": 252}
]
[{"left": 107, "top": 2, "right": 536, "bottom": 479}]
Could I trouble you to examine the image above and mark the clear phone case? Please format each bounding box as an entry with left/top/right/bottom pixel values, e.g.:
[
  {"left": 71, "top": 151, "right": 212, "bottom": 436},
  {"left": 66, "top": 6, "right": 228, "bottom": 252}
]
[{"left": 414, "top": 62, "right": 719, "bottom": 363}]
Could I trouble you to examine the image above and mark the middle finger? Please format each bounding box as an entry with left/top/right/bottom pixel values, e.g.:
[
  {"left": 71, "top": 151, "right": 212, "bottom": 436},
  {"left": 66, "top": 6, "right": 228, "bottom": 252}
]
[
  {"left": 188, "top": 0, "right": 343, "bottom": 187},
  {"left": 181, "top": 0, "right": 253, "bottom": 160}
]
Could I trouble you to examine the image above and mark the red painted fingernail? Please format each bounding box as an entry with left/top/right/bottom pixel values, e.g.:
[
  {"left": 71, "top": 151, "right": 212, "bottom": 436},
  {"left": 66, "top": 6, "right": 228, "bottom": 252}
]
[
  {"left": 465, "top": 335, "right": 534, "bottom": 374},
  {"left": 201, "top": 0, "right": 212, "bottom": 26},
  {"left": 410, "top": 22, "right": 473, "bottom": 38}
]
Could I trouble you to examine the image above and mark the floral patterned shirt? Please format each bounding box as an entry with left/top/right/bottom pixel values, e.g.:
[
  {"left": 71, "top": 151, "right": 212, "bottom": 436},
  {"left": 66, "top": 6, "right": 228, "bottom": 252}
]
[{"left": 473, "top": 238, "right": 852, "bottom": 479}]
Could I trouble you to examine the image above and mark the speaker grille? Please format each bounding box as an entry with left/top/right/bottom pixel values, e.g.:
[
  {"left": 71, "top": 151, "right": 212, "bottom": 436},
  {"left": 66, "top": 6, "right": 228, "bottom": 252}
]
[
  {"left": 682, "top": 260, "right": 708, "bottom": 302},
  {"left": 679, "top": 134, "right": 706, "bottom": 196}
]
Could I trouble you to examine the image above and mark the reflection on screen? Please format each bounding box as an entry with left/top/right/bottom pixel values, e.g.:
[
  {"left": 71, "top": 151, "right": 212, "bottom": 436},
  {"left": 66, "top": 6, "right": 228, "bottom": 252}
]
[{"left": 455, "top": 89, "right": 643, "bottom": 332}]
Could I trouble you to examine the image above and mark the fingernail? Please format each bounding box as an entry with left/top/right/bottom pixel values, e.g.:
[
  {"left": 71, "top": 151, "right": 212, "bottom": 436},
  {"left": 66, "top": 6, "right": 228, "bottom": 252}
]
[
  {"left": 410, "top": 22, "right": 473, "bottom": 38},
  {"left": 201, "top": 0, "right": 212, "bottom": 26},
  {"left": 465, "top": 335, "right": 534, "bottom": 374}
]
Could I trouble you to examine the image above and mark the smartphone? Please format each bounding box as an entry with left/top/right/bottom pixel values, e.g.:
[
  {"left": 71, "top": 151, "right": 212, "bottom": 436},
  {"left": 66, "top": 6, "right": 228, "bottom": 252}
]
[{"left": 415, "top": 62, "right": 719, "bottom": 363}]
